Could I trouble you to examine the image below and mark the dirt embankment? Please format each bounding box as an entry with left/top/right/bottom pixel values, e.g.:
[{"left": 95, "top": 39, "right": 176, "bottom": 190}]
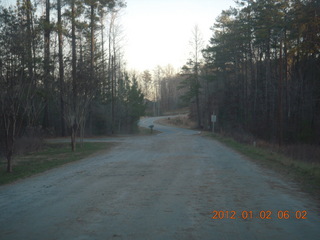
[{"left": 155, "top": 114, "right": 197, "bottom": 129}]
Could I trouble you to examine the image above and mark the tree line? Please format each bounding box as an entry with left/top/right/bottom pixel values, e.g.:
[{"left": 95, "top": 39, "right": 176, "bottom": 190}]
[
  {"left": 0, "top": 0, "right": 146, "bottom": 172},
  {"left": 179, "top": 0, "right": 319, "bottom": 145},
  {"left": 137, "top": 66, "right": 187, "bottom": 116},
  {"left": 1, "top": 0, "right": 319, "bottom": 172}
]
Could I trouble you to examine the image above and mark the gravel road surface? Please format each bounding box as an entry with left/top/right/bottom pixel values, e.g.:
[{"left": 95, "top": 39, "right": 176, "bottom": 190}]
[{"left": 0, "top": 116, "right": 319, "bottom": 239}]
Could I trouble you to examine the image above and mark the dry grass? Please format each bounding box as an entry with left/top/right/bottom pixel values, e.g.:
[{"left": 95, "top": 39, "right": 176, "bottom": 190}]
[
  {"left": 217, "top": 128, "right": 320, "bottom": 165},
  {"left": 281, "top": 144, "right": 320, "bottom": 164},
  {"left": 157, "top": 115, "right": 197, "bottom": 129},
  {"left": 0, "top": 142, "right": 115, "bottom": 185},
  {"left": 137, "top": 126, "right": 161, "bottom": 135},
  {"left": 210, "top": 132, "right": 320, "bottom": 199},
  {"left": 158, "top": 116, "right": 320, "bottom": 198},
  {"left": 161, "top": 107, "right": 189, "bottom": 116}
]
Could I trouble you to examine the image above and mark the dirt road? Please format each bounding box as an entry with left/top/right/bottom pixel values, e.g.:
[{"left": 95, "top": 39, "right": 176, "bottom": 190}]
[{"left": 0, "top": 117, "right": 319, "bottom": 239}]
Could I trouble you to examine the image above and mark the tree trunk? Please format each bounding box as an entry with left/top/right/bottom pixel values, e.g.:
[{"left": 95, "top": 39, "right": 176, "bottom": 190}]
[
  {"left": 71, "top": 1, "right": 77, "bottom": 103},
  {"left": 6, "top": 150, "right": 13, "bottom": 173},
  {"left": 4, "top": 126, "right": 14, "bottom": 173},
  {"left": 108, "top": 14, "right": 115, "bottom": 134},
  {"left": 58, "top": 0, "right": 66, "bottom": 136},
  {"left": 196, "top": 91, "right": 201, "bottom": 128},
  {"left": 71, "top": 123, "right": 77, "bottom": 152},
  {"left": 25, "top": 0, "right": 34, "bottom": 85},
  {"left": 90, "top": 4, "right": 95, "bottom": 79},
  {"left": 278, "top": 40, "right": 283, "bottom": 146},
  {"left": 43, "top": 0, "right": 51, "bottom": 130},
  {"left": 111, "top": 55, "right": 115, "bottom": 134},
  {"left": 71, "top": 0, "right": 77, "bottom": 151},
  {"left": 100, "top": 9, "right": 106, "bottom": 95}
]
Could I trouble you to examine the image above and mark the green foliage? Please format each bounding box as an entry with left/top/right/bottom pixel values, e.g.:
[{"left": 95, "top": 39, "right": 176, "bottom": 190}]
[
  {"left": 126, "top": 75, "right": 146, "bottom": 121},
  {"left": 90, "top": 73, "right": 145, "bottom": 134},
  {"left": 202, "top": 0, "right": 320, "bottom": 144},
  {"left": 179, "top": 62, "right": 201, "bottom": 103}
]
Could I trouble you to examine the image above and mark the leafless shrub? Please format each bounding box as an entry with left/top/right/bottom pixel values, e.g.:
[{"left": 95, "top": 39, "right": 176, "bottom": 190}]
[
  {"left": 281, "top": 144, "right": 320, "bottom": 164},
  {"left": 226, "top": 129, "right": 320, "bottom": 164},
  {"left": 14, "top": 126, "right": 44, "bottom": 155},
  {"left": 229, "top": 128, "right": 256, "bottom": 145}
]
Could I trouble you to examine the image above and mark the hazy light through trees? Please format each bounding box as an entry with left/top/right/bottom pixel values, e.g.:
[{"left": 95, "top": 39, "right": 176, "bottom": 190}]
[
  {"left": 122, "top": 0, "right": 235, "bottom": 71},
  {"left": 2, "top": 0, "right": 235, "bottom": 71}
]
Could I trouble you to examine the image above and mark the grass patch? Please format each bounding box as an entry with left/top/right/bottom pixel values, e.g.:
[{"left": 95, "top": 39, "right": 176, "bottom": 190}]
[
  {"left": 0, "top": 142, "right": 115, "bottom": 185},
  {"left": 209, "top": 133, "right": 320, "bottom": 198}
]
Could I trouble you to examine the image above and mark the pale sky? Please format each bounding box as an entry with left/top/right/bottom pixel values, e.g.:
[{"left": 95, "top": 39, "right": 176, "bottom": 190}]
[
  {"left": 122, "top": 0, "right": 236, "bottom": 71},
  {"left": 1, "top": 0, "right": 236, "bottom": 72}
]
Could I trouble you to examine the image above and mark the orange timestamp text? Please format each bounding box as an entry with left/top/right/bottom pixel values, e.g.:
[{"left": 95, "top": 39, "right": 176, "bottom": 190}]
[{"left": 211, "top": 210, "right": 308, "bottom": 220}]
